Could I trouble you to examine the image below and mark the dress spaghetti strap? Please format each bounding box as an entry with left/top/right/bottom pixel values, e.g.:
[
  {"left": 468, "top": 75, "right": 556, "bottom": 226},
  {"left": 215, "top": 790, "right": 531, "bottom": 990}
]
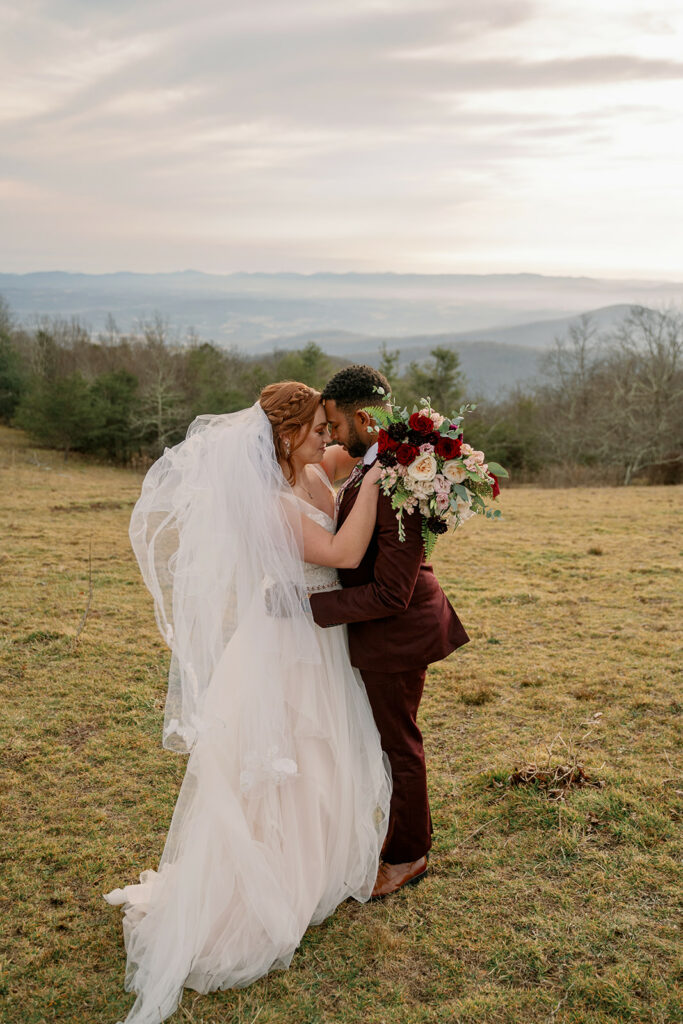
[{"left": 311, "top": 462, "right": 336, "bottom": 493}]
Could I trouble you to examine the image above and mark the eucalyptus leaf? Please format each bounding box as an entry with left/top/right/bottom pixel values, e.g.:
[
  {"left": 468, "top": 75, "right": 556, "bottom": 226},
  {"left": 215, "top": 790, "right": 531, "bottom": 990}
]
[
  {"left": 450, "top": 483, "right": 470, "bottom": 501},
  {"left": 486, "top": 461, "right": 509, "bottom": 478}
]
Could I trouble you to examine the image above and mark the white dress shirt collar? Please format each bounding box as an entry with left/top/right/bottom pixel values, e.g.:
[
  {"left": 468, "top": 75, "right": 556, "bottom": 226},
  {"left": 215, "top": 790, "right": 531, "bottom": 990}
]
[{"left": 363, "top": 442, "right": 378, "bottom": 466}]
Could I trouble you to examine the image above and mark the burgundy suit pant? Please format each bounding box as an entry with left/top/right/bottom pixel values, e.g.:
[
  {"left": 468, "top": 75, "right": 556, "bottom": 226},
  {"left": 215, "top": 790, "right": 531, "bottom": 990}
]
[{"left": 360, "top": 666, "right": 432, "bottom": 864}]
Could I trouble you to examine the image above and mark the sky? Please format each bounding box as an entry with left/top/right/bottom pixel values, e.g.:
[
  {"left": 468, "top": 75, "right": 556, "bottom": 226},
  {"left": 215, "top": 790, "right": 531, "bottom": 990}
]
[{"left": 1, "top": 0, "right": 683, "bottom": 279}]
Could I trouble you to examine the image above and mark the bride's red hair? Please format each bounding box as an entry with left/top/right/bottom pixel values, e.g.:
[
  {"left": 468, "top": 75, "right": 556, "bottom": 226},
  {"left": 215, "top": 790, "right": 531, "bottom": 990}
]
[{"left": 259, "top": 381, "right": 322, "bottom": 483}]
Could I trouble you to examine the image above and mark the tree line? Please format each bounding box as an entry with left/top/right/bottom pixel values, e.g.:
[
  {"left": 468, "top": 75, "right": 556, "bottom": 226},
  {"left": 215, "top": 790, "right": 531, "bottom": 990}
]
[{"left": 0, "top": 298, "right": 681, "bottom": 484}]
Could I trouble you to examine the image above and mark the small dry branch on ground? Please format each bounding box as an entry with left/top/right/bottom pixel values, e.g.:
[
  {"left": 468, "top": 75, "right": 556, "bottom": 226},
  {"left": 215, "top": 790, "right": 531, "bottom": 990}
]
[
  {"left": 497, "top": 731, "right": 606, "bottom": 801},
  {"left": 74, "top": 538, "right": 93, "bottom": 641},
  {"left": 508, "top": 760, "right": 605, "bottom": 801}
]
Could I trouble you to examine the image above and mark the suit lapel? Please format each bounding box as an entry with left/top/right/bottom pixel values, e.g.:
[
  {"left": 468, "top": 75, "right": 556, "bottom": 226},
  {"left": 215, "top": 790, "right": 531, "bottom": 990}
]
[
  {"left": 337, "top": 457, "right": 378, "bottom": 527},
  {"left": 337, "top": 477, "right": 358, "bottom": 525}
]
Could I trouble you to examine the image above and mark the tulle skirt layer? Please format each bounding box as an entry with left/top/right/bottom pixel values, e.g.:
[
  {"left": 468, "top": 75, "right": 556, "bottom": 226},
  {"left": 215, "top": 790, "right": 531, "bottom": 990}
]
[{"left": 105, "top": 621, "right": 390, "bottom": 1024}]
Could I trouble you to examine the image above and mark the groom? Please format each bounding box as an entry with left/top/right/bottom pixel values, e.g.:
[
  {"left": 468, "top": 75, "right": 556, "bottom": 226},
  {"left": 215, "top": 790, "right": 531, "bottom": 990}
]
[{"left": 308, "top": 365, "right": 469, "bottom": 898}]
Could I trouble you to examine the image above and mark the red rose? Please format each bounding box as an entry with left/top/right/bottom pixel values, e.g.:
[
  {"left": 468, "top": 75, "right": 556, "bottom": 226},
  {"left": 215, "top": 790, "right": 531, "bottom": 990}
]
[
  {"left": 378, "top": 429, "right": 399, "bottom": 454},
  {"left": 435, "top": 436, "right": 461, "bottom": 459},
  {"left": 491, "top": 474, "right": 500, "bottom": 499},
  {"left": 408, "top": 413, "right": 433, "bottom": 434},
  {"left": 395, "top": 443, "right": 419, "bottom": 465}
]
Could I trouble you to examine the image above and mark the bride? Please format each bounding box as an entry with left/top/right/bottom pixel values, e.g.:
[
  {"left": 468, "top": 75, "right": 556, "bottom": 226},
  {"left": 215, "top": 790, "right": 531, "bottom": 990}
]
[{"left": 104, "top": 381, "right": 391, "bottom": 1024}]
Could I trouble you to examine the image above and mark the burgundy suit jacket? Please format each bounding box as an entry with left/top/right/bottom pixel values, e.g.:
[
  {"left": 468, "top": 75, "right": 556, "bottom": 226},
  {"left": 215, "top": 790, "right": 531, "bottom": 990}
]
[{"left": 309, "top": 466, "right": 469, "bottom": 672}]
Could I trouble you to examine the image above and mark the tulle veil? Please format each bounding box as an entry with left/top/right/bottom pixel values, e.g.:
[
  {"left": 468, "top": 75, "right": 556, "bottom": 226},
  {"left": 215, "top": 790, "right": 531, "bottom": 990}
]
[{"left": 128, "top": 401, "right": 320, "bottom": 766}]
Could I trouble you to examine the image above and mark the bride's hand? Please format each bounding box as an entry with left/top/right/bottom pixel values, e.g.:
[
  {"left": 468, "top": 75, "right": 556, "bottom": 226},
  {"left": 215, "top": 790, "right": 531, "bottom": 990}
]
[{"left": 361, "top": 462, "right": 383, "bottom": 489}]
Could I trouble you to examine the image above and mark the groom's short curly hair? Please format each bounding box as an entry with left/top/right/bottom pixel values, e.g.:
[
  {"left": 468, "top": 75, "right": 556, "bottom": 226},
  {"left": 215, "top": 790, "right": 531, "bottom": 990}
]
[{"left": 321, "top": 365, "right": 391, "bottom": 413}]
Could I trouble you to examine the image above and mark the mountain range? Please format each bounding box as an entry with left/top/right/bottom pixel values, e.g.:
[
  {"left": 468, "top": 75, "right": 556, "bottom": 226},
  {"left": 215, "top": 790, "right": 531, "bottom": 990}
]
[{"left": 1, "top": 270, "right": 681, "bottom": 395}]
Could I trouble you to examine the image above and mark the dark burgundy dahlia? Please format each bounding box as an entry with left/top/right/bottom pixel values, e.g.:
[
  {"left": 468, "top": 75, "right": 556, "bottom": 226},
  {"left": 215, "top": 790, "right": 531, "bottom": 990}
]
[{"left": 387, "top": 421, "right": 409, "bottom": 441}]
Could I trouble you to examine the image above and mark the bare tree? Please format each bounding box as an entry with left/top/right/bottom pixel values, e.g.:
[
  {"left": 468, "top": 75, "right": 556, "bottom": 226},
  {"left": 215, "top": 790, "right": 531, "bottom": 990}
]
[
  {"left": 131, "top": 317, "right": 189, "bottom": 454},
  {"left": 601, "top": 307, "right": 683, "bottom": 483},
  {"left": 539, "top": 314, "right": 602, "bottom": 464}
]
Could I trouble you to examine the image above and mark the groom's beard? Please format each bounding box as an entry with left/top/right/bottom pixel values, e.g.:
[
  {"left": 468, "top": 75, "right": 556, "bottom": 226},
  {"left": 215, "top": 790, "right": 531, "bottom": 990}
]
[{"left": 345, "top": 421, "right": 369, "bottom": 459}]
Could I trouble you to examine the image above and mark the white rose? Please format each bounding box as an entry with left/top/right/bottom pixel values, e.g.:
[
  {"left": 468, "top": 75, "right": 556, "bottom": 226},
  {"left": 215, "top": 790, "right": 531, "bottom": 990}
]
[
  {"left": 443, "top": 461, "right": 467, "bottom": 484},
  {"left": 407, "top": 453, "right": 437, "bottom": 482},
  {"left": 411, "top": 479, "right": 435, "bottom": 499},
  {"left": 455, "top": 495, "right": 474, "bottom": 522}
]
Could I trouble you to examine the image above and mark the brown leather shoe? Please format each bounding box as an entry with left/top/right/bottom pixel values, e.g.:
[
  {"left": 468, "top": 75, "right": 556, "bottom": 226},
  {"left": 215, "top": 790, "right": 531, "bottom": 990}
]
[{"left": 370, "top": 855, "right": 428, "bottom": 899}]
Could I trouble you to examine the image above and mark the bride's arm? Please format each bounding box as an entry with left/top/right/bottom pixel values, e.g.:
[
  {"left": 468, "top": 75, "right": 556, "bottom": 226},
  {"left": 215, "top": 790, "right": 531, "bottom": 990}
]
[{"left": 300, "top": 465, "right": 380, "bottom": 569}]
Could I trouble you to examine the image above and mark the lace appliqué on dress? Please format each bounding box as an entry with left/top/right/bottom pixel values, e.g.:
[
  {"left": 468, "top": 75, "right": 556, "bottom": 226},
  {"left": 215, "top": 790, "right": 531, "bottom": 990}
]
[
  {"left": 299, "top": 499, "right": 342, "bottom": 595},
  {"left": 240, "top": 746, "right": 299, "bottom": 794}
]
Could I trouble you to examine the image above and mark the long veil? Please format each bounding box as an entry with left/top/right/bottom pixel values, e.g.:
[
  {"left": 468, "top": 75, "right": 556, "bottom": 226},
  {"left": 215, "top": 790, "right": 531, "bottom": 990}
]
[{"left": 128, "top": 401, "right": 319, "bottom": 762}]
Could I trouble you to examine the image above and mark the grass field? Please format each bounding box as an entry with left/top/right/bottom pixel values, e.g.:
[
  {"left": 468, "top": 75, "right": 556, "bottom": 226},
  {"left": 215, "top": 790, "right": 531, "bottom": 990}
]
[{"left": 1, "top": 425, "right": 681, "bottom": 1024}]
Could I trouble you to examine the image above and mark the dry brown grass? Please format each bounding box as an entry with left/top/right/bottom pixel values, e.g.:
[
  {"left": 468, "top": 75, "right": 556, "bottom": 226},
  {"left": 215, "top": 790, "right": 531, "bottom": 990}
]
[{"left": 1, "top": 426, "right": 681, "bottom": 1024}]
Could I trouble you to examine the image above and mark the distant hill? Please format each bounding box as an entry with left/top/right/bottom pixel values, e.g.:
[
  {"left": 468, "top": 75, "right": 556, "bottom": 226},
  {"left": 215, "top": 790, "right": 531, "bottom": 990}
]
[
  {"left": 1, "top": 270, "right": 680, "bottom": 347},
  {"left": 259, "top": 305, "right": 642, "bottom": 396}
]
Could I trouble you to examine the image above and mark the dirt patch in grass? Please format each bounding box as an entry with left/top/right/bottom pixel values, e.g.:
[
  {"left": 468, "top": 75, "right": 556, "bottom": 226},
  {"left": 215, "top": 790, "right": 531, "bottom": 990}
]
[{"left": 51, "top": 500, "right": 135, "bottom": 513}]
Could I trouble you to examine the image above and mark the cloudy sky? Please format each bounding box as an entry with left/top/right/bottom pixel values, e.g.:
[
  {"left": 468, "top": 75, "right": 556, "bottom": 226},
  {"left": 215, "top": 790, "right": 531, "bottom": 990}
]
[{"left": 2, "top": 0, "right": 682, "bottom": 278}]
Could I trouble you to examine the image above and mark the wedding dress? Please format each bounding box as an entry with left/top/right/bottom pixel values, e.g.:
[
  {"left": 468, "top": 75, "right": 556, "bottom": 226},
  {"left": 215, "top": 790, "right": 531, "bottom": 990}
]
[{"left": 104, "top": 405, "right": 390, "bottom": 1024}]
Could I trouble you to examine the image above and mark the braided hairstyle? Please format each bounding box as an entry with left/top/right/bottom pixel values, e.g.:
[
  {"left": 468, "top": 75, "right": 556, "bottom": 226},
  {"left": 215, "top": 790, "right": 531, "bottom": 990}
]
[{"left": 259, "top": 381, "right": 322, "bottom": 484}]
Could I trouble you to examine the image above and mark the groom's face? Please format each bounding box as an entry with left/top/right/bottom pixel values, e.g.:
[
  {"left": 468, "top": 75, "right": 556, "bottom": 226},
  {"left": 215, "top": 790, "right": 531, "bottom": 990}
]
[{"left": 324, "top": 399, "right": 369, "bottom": 459}]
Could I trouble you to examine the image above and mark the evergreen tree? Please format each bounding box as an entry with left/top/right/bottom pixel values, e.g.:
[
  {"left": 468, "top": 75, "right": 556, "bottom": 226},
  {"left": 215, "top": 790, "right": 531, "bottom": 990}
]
[
  {"left": 404, "top": 346, "right": 464, "bottom": 412},
  {"left": 14, "top": 372, "right": 102, "bottom": 458},
  {"left": 90, "top": 370, "right": 139, "bottom": 460},
  {"left": 0, "top": 337, "right": 26, "bottom": 423},
  {"left": 184, "top": 342, "right": 251, "bottom": 415},
  {"left": 274, "top": 343, "right": 335, "bottom": 391}
]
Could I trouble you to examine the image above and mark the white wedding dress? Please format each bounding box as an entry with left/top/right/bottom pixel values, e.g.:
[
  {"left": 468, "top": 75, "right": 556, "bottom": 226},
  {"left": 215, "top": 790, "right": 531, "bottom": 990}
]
[{"left": 105, "top": 449, "right": 390, "bottom": 1024}]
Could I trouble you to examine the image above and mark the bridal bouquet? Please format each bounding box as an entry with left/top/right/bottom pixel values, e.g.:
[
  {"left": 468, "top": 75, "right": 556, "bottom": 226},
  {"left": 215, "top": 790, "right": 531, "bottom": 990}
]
[{"left": 367, "top": 392, "right": 508, "bottom": 559}]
